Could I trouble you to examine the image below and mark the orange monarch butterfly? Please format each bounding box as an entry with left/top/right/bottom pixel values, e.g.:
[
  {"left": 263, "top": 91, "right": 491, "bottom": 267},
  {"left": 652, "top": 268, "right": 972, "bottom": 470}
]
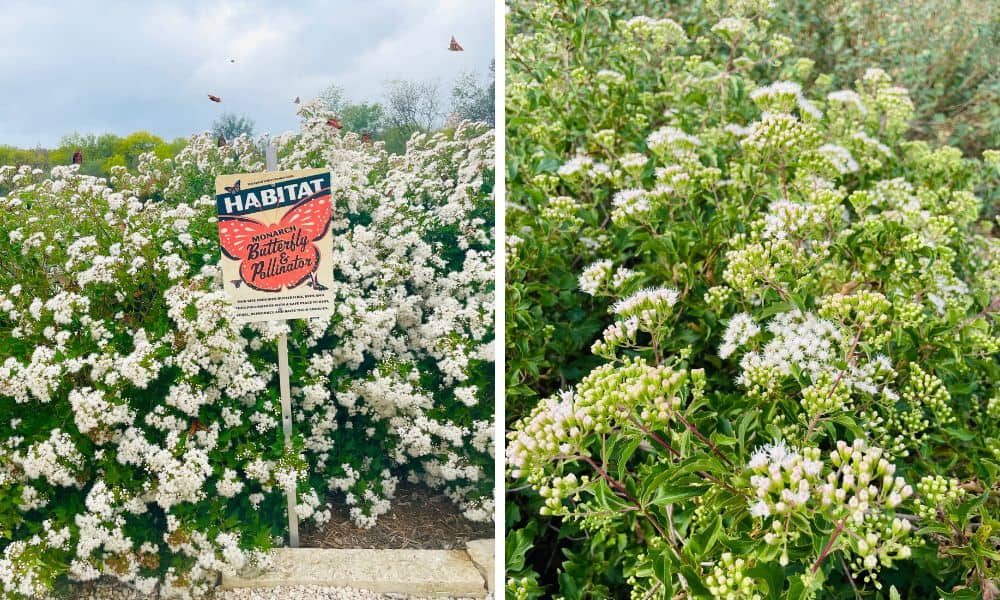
[
  {"left": 218, "top": 191, "right": 332, "bottom": 292},
  {"left": 326, "top": 118, "right": 342, "bottom": 129},
  {"left": 208, "top": 94, "right": 221, "bottom": 103},
  {"left": 448, "top": 35, "right": 463, "bottom": 51},
  {"left": 224, "top": 180, "right": 241, "bottom": 194},
  {"left": 186, "top": 419, "right": 208, "bottom": 440}
]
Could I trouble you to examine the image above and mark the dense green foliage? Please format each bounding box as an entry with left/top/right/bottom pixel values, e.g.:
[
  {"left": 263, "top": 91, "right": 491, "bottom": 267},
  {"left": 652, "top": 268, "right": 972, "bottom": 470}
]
[
  {"left": 0, "top": 131, "right": 186, "bottom": 187},
  {"left": 783, "top": 0, "right": 999, "bottom": 156},
  {"left": 506, "top": 1, "right": 1000, "bottom": 598},
  {"left": 663, "top": 0, "right": 1000, "bottom": 157}
]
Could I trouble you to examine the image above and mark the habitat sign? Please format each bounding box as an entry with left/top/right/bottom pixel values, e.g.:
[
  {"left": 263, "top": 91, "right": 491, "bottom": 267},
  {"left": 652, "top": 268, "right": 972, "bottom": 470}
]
[{"left": 215, "top": 168, "right": 335, "bottom": 323}]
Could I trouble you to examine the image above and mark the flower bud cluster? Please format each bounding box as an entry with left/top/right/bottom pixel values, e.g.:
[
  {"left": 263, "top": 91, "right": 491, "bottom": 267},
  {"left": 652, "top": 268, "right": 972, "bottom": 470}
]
[
  {"left": 858, "top": 69, "right": 914, "bottom": 138},
  {"left": 913, "top": 475, "right": 965, "bottom": 519},
  {"left": 579, "top": 260, "right": 613, "bottom": 296},
  {"left": 902, "top": 364, "right": 955, "bottom": 426},
  {"left": 801, "top": 372, "right": 852, "bottom": 417},
  {"left": 541, "top": 196, "right": 584, "bottom": 227},
  {"left": 705, "top": 553, "right": 762, "bottom": 600},
  {"left": 822, "top": 440, "right": 913, "bottom": 524},
  {"left": 742, "top": 112, "right": 822, "bottom": 161},
  {"left": 621, "top": 16, "right": 688, "bottom": 47},
  {"left": 747, "top": 439, "right": 916, "bottom": 578},
  {"left": 508, "top": 357, "right": 686, "bottom": 489}
]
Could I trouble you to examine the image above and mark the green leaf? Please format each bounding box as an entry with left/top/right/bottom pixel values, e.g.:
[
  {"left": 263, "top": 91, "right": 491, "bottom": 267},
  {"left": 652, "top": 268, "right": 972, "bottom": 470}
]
[
  {"left": 686, "top": 513, "right": 723, "bottom": 558},
  {"left": 646, "top": 476, "right": 710, "bottom": 507},
  {"left": 652, "top": 550, "right": 673, "bottom": 596},
  {"left": 558, "top": 571, "right": 582, "bottom": 600},
  {"left": 506, "top": 528, "right": 534, "bottom": 573}
]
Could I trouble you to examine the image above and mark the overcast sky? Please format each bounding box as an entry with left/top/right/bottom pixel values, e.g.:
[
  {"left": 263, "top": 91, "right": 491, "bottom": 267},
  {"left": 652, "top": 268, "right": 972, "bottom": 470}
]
[{"left": 0, "top": 0, "right": 494, "bottom": 148}]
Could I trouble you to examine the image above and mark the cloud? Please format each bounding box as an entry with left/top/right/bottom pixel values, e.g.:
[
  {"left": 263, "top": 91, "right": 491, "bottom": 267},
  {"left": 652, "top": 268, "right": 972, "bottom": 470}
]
[{"left": 0, "top": 0, "right": 494, "bottom": 147}]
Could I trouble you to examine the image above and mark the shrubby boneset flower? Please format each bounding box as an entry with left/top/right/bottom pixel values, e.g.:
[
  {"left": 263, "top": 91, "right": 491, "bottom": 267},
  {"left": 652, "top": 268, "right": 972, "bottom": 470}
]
[
  {"left": 0, "top": 102, "right": 493, "bottom": 596},
  {"left": 506, "top": 0, "right": 1000, "bottom": 595}
]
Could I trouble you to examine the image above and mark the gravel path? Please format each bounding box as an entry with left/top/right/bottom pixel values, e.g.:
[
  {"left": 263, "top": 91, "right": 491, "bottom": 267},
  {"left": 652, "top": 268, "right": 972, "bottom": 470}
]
[{"left": 63, "top": 582, "right": 490, "bottom": 600}]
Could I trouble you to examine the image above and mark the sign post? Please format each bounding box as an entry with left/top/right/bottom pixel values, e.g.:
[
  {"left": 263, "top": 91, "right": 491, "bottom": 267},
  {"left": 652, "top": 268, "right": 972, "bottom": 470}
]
[{"left": 215, "top": 138, "right": 335, "bottom": 548}]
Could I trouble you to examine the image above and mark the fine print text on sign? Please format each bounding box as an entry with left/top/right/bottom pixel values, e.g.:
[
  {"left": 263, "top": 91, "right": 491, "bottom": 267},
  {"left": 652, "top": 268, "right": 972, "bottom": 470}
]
[{"left": 215, "top": 168, "right": 335, "bottom": 323}]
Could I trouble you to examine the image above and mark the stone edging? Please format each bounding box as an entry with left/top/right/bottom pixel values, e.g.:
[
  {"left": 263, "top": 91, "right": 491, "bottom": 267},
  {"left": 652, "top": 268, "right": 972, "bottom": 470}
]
[{"left": 220, "top": 539, "right": 495, "bottom": 598}]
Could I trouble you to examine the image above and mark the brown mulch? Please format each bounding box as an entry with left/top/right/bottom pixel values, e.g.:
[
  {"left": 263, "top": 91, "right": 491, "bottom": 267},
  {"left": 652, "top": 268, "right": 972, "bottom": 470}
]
[{"left": 300, "top": 482, "right": 493, "bottom": 550}]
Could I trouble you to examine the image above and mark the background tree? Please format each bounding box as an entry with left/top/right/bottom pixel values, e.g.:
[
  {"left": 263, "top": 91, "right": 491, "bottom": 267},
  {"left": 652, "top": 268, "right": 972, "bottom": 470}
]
[
  {"left": 381, "top": 79, "right": 443, "bottom": 154},
  {"left": 318, "top": 83, "right": 348, "bottom": 115},
  {"left": 211, "top": 113, "right": 255, "bottom": 142},
  {"left": 340, "top": 101, "right": 385, "bottom": 136},
  {"left": 50, "top": 131, "right": 185, "bottom": 177},
  {"left": 383, "top": 79, "right": 443, "bottom": 132},
  {"left": 0, "top": 145, "right": 49, "bottom": 171},
  {"left": 450, "top": 61, "right": 495, "bottom": 126}
]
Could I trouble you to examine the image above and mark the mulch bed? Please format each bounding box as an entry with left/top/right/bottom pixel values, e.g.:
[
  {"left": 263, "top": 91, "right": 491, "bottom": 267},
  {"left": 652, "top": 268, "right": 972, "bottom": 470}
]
[{"left": 300, "top": 483, "right": 493, "bottom": 550}]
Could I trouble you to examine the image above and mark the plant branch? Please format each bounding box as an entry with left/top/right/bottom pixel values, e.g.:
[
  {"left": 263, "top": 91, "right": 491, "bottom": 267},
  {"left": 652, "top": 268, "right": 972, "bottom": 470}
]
[
  {"left": 812, "top": 517, "right": 847, "bottom": 574},
  {"left": 674, "top": 412, "right": 734, "bottom": 467}
]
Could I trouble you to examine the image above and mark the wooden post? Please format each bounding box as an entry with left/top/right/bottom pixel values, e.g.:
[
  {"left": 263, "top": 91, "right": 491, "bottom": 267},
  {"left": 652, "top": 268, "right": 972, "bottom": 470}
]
[{"left": 265, "top": 135, "right": 299, "bottom": 548}]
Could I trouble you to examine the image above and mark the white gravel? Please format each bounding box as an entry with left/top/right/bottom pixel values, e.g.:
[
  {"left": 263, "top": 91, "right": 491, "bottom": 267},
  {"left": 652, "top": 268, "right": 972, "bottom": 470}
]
[{"left": 61, "top": 581, "right": 490, "bottom": 600}]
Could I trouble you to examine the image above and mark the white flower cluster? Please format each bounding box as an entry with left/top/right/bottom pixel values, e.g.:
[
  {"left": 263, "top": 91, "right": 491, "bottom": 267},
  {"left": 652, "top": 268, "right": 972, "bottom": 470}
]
[
  {"left": 747, "top": 439, "right": 915, "bottom": 574},
  {"left": 718, "top": 312, "right": 759, "bottom": 359},
  {"left": 646, "top": 126, "right": 702, "bottom": 159},
  {"left": 732, "top": 309, "right": 895, "bottom": 405},
  {"left": 750, "top": 81, "right": 822, "bottom": 120},
  {"left": 579, "top": 260, "right": 612, "bottom": 295}
]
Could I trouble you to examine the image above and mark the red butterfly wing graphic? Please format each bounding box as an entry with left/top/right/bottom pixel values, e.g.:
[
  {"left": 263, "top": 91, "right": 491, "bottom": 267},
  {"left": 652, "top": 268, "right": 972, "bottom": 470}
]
[
  {"left": 243, "top": 243, "right": 320, "bottom": 291},
  {"left": 218, "top": 217, "right": 268, "bottom": 260},
  {"left": 219, "top": 190, "right": 331, "bottom": 293},
  {"left": 280, "top": 191, "right": 332, "bottom": 242}
]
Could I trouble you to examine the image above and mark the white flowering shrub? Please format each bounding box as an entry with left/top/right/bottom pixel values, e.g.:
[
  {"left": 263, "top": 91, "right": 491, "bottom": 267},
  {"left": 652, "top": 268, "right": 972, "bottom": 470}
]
[
  {"left": 0, "top": 101, "right": 494, "bottom": 597},
  {"left": 507, "top": 1, "right": 999, "bottom": 598}
]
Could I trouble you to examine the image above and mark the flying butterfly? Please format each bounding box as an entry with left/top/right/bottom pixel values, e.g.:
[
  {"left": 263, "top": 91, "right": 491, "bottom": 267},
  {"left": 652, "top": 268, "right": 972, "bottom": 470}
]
[
  {"left": 294, "top": 96, "right": 301, "bottom": 104},
  {"left": 72, "top": 150, "right": 83, "bottom": 165},
  {"left": 218, "top": 191, "right": 332, "bottom": 292},
  {"left": 448, "top": 35, "right": 464, "bottom": 51},
  {"left": 224, "top": 180, "right": 241, "bottom": 194},
  {"left": 326, "top": 118, "right": 342, "bottom": 129},
  {"left": 208, "top": 94, "right": 221, "bottom": 103},
  {"left": 361, "top": 132, "right": 372, "bottom": 144},
  {"left": 217, "top": 135, "right": 227, "bottom": 147}
]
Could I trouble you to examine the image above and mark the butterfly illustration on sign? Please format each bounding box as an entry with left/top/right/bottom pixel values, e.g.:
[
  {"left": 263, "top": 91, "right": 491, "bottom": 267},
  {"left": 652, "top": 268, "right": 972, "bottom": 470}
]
[{"left": 218, "top": 190, "right": 331, "bottom": 292}]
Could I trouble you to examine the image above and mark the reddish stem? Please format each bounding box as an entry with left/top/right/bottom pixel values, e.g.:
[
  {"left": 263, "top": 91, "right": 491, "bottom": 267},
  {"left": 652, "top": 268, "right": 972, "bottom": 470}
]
[
  {"left": 812, "top": 518, "right": 847, "bottom": 574},
  {"left": 806, "top": 325, "right": 864, "bottom": 440},
  {"left": 628, "top": 414, "right": 681, "bottom": 458},
  {"left": 674, "top": 412, "right": 734, "bottom": 467}
]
